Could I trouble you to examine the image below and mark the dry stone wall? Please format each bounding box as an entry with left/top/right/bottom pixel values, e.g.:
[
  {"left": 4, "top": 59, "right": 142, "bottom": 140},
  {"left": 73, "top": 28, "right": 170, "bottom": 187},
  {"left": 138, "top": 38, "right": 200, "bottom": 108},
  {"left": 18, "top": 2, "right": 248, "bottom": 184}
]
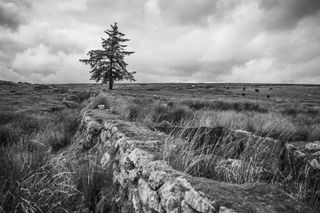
[{"left": 78, "top": 108, "right": 314, "bottom": 213}]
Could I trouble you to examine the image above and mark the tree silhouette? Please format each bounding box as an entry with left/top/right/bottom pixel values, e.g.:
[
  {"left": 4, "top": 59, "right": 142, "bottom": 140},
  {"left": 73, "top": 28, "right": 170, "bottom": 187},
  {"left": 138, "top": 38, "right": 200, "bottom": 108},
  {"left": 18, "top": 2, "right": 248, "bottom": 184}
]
[{"left": 80, "top": 23, "right": 136, "bottom": 90}]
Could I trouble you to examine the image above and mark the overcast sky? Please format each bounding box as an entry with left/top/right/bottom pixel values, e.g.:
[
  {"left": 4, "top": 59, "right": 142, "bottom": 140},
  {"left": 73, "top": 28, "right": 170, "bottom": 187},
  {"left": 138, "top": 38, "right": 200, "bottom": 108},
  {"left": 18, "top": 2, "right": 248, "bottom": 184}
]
[{"left": 0, "top": 0, "right": 320, "bottom": 84}]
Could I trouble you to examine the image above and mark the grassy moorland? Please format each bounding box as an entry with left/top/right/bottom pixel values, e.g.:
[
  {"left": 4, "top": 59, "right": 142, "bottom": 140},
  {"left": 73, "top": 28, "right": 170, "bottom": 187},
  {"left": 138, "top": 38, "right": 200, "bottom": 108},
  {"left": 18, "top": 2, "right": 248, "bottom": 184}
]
[
  {"left": 0, "top": 81, "right": 106, "bottom": 212},
  {"left": 108, "top": 83, "right": 320, "bottom": 142},
  {"left": 102, "top": 83, "right": 320, "bottom": 210},
  {"left": 1, "top": 81, "right": 320, "bottom": 211}
]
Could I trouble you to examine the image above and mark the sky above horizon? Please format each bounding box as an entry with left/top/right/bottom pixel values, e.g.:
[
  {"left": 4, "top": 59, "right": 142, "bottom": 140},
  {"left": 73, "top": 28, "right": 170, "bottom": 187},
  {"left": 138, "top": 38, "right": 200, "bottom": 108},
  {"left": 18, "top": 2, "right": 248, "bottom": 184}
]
[{"left": 0, "top": 0, "right": 320, "bottom": 84}]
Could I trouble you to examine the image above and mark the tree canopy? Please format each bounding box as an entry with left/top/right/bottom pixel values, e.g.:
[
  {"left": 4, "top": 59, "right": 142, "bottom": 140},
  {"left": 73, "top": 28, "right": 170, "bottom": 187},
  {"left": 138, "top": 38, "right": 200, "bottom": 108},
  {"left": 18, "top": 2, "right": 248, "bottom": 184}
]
[{"left": 80, "top": 23, "right": 136, "bottom": 90}]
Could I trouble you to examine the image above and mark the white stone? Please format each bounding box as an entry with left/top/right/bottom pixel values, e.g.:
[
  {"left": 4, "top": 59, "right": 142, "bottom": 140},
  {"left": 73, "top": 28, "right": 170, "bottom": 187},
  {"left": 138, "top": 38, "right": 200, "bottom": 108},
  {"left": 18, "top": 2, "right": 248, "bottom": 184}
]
[
  {"left": 111, "top": 126, "right": 118, "bottom": 133},
  {"left": 101, "top": 152, "right": 111, "bottom": 167},
  {"left": 98, "top": 104, "right": 105, "bottom": 110},
  {"left": 293, "top": 150, "right": 306, "bottom": 159},
  {"left": 305, "top": 141, "right": 320, "bottom": 151},
  {"left": 309, "top": 159, "right": 320, "bottom": 170}
]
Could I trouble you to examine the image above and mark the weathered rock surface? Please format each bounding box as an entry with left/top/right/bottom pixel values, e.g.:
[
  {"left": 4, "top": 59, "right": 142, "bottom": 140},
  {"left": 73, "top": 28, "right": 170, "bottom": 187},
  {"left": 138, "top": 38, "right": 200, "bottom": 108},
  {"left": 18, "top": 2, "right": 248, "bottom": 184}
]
[{"left": 76, "top": 108, "right": 314, "bottom": 213}]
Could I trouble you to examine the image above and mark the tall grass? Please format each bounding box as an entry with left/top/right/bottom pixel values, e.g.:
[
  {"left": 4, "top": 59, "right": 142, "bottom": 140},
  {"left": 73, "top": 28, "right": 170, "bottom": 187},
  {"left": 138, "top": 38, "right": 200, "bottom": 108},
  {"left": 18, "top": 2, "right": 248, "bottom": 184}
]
[
  {"left": 191, "top": 110, "right": 300, "bottom": 141},
  {"left": 91, "top": 93, "right": 110, "bottom": 109},
  {"left": 162, "top": 126, "right": 273, "bottom": 183},
  {"left": 162, "top": 121, "right": 320, "bottom": 210},
  {"left": 113, "top": 97, "right": 320, "bottom": 142},
  {"left": 0, "top": 138, "right": 80, "bottom": 212},
  {"left": 0, "top": 93, "right": 112, "bottom": 212},
  {"left": 113, "top": 98, "right": 194, "bottom": 127}
]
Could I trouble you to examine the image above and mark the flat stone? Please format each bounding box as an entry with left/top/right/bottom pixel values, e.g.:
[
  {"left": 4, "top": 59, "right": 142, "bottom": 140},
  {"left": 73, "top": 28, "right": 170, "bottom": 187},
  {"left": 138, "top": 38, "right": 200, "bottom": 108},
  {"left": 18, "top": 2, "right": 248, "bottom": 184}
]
[
  {"left": 305, "top": 141, "right": 320, "bottom": 152},
  {"left": 101, "top": 152, "right": 111, "bottom": 167},
  {"left": 128, "top": 148, "right": 156, "bottom": 168},
  {"left": 309, "top": 159, "right": 320, "bottom": 170}
]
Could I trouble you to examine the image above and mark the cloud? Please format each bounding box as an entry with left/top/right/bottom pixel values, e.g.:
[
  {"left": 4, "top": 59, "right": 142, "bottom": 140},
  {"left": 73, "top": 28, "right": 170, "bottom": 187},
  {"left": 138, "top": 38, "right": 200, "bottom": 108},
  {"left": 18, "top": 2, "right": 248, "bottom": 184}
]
[
  {"left": 10, "top": 44, "right": 89, "bottom": 83},
  {"left": 258, "top": 0, "right": 320, "bottom": 30},
  {"left": 0, "top": 2, "right": 21, "bottom": 30},
  {"left": 0, "top": 0, "right": 319, "bottom": 84}
]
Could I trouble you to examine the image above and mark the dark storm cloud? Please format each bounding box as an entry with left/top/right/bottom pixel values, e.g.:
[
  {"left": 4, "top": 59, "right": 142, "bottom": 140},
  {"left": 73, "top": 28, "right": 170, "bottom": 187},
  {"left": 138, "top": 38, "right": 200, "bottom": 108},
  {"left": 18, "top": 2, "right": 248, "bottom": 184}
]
[
  {"left": 0, "top": 2, "right": 21, "bottom": 30},
  {"left": 259, "top": 0, "right": 320, "bottom": 30}
]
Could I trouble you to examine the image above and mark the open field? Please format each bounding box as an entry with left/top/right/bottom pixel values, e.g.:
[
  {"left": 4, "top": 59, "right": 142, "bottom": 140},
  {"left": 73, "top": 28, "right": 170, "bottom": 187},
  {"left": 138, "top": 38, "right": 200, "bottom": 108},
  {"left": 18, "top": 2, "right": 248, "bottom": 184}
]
[
  {"left": 1, "top": 80, "right": 320, "bottom": 212},
  {"left": 105, "top": 83, "right": 320, "bottom": 142}
]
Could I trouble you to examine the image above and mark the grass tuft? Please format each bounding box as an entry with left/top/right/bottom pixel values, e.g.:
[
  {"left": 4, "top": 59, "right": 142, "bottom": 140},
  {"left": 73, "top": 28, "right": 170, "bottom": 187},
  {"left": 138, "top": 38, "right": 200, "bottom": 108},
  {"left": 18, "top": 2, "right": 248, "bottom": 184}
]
[{"left": 91, "top": 94, "right": 110, "bottom": 109}]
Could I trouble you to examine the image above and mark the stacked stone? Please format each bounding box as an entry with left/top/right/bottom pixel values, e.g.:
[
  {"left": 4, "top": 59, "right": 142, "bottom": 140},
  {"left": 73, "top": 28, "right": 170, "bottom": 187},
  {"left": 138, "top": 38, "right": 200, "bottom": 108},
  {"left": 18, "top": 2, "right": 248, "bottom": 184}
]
[{"left": 78, "top": 108, "right": 314, "bottom": 213}]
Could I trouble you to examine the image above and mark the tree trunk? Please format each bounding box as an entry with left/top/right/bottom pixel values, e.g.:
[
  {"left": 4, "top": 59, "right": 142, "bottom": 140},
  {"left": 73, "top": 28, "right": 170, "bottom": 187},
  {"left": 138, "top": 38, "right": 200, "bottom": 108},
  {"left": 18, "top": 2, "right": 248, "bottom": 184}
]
[{"left": 109, "top": 78, "right": 114, "bottom": 90}]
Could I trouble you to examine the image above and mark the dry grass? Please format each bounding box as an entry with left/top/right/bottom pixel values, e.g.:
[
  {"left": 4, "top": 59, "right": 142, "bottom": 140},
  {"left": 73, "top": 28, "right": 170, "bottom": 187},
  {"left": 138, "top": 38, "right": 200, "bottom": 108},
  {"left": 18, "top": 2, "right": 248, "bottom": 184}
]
[
  {"left": 162, "top": 127, "right": 272, "bottom": 183},
  {"left": 162, "top": 122, "right": 320, "bottom": 210},
  {"left": 112, "top": 97, "right": 320, "bottom": 142},
  {"left": 108, "top": 97, "right": 320, "bottom": 210},
  {"left": 0, "top": 89, "right": 109, "bottom": 212},
  {"left": 91, "top": 94, "right": 110, "bottom": 109},
  {"left": 181, "top": 99, "right": 268, "bottom": 113},
  {"left": 0, "top": 108, "right": 112, "bottom": 212},
  {"left": 158, "top": 106, "right": 320, "bottom": 210},
  {"left": 113, "top": 98, "right": 194, "bottom": 127},
  {"left": 0, "top": 139, "right": 80, "bottom": 212}
]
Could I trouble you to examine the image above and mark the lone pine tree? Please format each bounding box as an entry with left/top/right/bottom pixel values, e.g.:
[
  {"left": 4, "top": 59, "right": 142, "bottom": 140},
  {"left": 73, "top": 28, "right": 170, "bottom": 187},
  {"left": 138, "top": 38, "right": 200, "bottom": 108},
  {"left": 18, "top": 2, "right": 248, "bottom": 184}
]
[{"left": 80, "top": 23, "right": 136, "bottom": 90}]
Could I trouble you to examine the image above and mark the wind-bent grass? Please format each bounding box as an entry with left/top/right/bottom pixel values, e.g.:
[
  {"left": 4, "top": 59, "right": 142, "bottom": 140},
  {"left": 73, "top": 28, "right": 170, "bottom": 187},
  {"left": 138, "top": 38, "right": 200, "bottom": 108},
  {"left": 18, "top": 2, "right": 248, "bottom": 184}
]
[
  {"left": 0, "top": 94, "right": 112, "bottom": 212},
  {"left": 0, "top": 138, "right": 80, "bottom": 212},
  {"left": 91, "top": 93, "right": 110, "bottom": 109},
  {"left": 162, "top": 125, "right": 272, "bottom": 184},
  {"left": 113, "top": 97, "right": 194, "bottom": 127},
  {"left": 110, "top": 97, "right": 320, "bottom": 209},
  {"left": 113, "top": 97, "right": 320, "bottom": 142},
  {"left": 162, "top": 114, "right": 320, "bottom": 210}
]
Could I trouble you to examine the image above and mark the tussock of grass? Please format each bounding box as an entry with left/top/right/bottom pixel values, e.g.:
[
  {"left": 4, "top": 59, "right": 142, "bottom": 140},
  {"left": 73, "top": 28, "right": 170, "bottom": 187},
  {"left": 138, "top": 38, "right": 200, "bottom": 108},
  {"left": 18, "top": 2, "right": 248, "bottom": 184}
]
[
  {"left": 91, "top": 94, "right": 110, "bottom": 109},
  {"left": 162, "top": 122, "right": 320, "bottom": 210},
  {"left": 119, "top": 98, "right": 194, "bottom": 126},
  {"left": 0, "top": 139, "right": 80, "bottom": 212},
  {"left": 76, "top": 161, "right": 113, "bottom": 212},
  {"left": 0, "top": 107, "right": 107, "bottom": 212},
  {"left": 163, "top": 127, "right": 272, "bottom": 183}
]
